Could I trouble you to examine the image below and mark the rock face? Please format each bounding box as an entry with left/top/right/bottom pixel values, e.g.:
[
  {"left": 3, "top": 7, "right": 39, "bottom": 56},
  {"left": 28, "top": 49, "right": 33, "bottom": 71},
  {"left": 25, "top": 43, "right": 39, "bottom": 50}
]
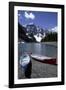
[
  {"left": 26, "top": 23, "right": 37, "bottom": 35},
  {"left": 18, "top": 23, "right": 57, "bottom": 42},
  {"left": 18, "top": 23, "right": 36, "bottom": 42}
]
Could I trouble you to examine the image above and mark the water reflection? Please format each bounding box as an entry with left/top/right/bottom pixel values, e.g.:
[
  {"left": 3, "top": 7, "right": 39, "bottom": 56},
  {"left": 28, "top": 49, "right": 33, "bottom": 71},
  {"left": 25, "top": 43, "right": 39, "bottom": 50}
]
[{"left": 18, "top": 43, "right": 57, "bottom": 58}]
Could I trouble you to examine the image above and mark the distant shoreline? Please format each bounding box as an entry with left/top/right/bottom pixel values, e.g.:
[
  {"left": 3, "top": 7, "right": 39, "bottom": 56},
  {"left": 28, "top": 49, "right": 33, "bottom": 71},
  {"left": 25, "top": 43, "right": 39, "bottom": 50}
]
[
  {"left": 43, "top": 42, "right": 57, "bottom": 47},
  {"left": 18, "top": 41, "right": 57, "bottom": 46}
]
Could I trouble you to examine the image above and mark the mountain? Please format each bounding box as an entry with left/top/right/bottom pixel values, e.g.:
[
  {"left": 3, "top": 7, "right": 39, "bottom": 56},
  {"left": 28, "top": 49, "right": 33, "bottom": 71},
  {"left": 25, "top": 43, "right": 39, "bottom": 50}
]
[
  {"left": 26, "top": 23, "right": 37, "bottom": 35},
  {"left": 18, "top": 23, "right": 36, "bottom": 42},
  {"left": 25, "top": 23, "right": 50, "bottom": 35},
  {"left": 18, "top": 23, "right": 57, "bottom": 42}
]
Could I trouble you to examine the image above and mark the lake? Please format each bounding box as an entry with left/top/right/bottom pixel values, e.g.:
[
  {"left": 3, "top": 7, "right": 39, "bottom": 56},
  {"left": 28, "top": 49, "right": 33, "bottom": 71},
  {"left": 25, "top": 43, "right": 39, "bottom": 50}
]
[{"left": 18, "top": 42, "right": 57, "bottom": 58}]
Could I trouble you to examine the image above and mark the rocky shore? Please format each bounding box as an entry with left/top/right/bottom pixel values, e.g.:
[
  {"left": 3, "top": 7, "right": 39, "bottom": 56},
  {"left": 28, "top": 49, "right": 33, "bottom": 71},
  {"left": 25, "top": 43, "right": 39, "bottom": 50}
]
[{"left": 18, "top": 58, "right": 57, "bottom": 79}]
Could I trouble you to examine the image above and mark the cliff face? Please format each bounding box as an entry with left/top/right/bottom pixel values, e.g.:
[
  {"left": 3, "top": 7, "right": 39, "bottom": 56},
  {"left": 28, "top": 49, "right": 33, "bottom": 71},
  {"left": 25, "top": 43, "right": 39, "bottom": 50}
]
[
  {"left": 18, "top": 23, "right": 36, "bottom": 42},
  {"left": 18, "top": 23, "right": 57, "bottom": 42}
]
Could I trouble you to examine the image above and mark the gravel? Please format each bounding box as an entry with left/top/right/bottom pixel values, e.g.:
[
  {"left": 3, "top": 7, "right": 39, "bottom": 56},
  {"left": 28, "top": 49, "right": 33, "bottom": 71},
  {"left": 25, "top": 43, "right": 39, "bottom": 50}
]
[{"left": 18, "top": 58, "right": 57, "bottom": 79}]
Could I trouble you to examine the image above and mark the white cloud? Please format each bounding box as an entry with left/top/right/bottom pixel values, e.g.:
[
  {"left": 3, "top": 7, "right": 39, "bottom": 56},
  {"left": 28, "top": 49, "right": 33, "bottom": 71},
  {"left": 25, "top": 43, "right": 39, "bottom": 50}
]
[
  {"left": 51, "top": 26, "right": 57, "bottom": 32},
  {"left": 49, "top": 26, "right": 57, "bottom": 32},
  {"left": 24, "top": 12, "right": 35, "bottom": 20}
]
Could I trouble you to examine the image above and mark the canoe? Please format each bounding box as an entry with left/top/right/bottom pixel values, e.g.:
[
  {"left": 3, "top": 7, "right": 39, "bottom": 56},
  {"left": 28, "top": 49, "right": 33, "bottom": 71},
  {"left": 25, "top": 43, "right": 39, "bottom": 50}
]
[
  {"left": 31, "top": 54, "right": 56, "bottom": 60},
  {"left": 31, "top": 54, "right": 57, "bottom": 65},
  {"left": 20, "top": 54, "right": 30, "bottom": 67}
]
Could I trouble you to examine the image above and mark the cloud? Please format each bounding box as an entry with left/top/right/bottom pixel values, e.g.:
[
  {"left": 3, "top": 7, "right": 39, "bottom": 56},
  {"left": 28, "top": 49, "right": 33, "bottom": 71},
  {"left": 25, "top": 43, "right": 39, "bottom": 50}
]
[
  {"left": 51, "top": 26, "right": 57, "bottom": 32},
  {"left": 24, "top": 12, "right": 35, "bottom": 20}
]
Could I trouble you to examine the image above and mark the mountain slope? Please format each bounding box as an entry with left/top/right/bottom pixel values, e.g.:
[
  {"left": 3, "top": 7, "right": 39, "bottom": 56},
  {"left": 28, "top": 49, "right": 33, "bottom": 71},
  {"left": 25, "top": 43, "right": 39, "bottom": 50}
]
[{"left": 18, "top": 23, "right": 36, "bottom": 42}]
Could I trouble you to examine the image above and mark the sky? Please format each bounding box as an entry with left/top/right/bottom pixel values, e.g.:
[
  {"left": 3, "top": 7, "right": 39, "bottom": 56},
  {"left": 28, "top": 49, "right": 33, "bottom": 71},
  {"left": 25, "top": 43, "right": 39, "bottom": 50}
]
[{"left": 18, "top": 10, "right": 57, "bottom": 30}]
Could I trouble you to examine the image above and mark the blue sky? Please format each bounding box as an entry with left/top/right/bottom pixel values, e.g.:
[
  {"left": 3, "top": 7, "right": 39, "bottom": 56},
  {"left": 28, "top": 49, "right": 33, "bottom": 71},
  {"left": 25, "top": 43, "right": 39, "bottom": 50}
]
[{"left": 18, "top": 10, "right": 57, "bottom": 30}]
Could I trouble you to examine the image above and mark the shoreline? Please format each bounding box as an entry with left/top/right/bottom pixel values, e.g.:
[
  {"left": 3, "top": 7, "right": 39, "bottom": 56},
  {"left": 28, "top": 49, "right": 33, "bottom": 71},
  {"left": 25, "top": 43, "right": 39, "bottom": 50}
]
[
  {"left": 18, "top": 58, "right": 57, "bottom": 79},
  {"left": 43, "top": 42, "right": 57, "bottom": 47},
  {"left": 18, "top": 41, "right": 57, "bottom": 46}
]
